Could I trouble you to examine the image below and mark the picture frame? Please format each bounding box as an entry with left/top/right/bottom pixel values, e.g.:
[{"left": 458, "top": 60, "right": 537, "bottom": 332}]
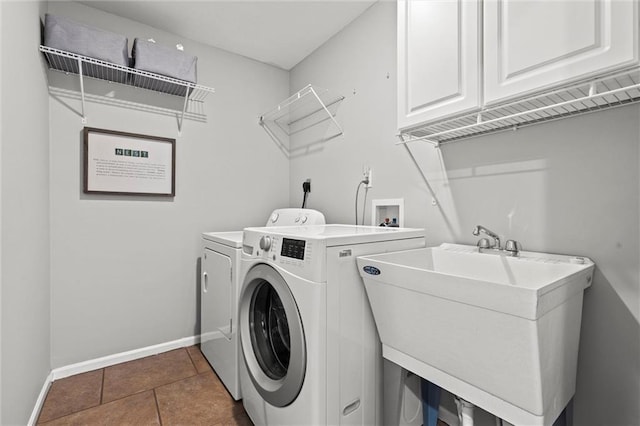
[{"left": 83, "top": 127, "right": 176, "bottom": 196}]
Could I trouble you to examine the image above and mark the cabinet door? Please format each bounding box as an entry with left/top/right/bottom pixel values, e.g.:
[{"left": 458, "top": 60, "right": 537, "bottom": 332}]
[
  {"left": 484, "top": 0, "right": 639, "bottom": 104},
  {"left": 397, "top": 0, "right": 481, "bottom": 130}
]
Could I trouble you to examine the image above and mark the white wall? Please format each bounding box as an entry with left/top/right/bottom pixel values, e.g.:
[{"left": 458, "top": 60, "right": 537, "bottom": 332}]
[
  {"left": 47, "top": 2, "right": 290, "bottom": 368},
  {"left": 1, "top": 4, "right": 3, "bottom": 420},
  {"left": 0, "top": 1, "right": 51, "bottom": 424},
  {"left": 290, "top": 2, "right": 640, "bottom": 425}
]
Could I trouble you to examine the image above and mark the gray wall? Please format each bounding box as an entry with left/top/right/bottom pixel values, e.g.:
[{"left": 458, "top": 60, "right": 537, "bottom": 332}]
[
  {"left": 2, "top": 1, "right": 638, "bottom": 424},
  {"left": 47, "top": 2, "right": 290, "bottom": 368},
  {"left": 290, "top": 2, "right": 640, "bottom": 425},
  {"left": 1, "top": 1, "right": 51, "bottom": 424}
]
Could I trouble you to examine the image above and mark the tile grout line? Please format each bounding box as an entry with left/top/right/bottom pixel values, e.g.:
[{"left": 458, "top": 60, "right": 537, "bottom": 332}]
[
  {"left": 40, "top": 350, "right": 206, "bottom": 424},
  {"left": 100, "top": 368, "right": 105, "bottom": 405},
  {"left": 38, "top": 356, "right": 247, "bottom": 425},
  {"left": 36, "top": 371, "right": 107, "bottom": 425},
  {"left": 100, "top": 370, "right": 203, "bottom": 407},
  {"left": 186, "top": 346, "right": 218, "bottom": 378},
  {"left": 99, "top": 349, "right": 200, "bottom": 405},
  {"left": 38, "top": 391, "right": 155, "bottom": 424},
  {"left": 153, "top": 389, "right": 163, "bottom": 426},
  {"left": 185, "top": 346, "right": 199, "bottom": 372}
]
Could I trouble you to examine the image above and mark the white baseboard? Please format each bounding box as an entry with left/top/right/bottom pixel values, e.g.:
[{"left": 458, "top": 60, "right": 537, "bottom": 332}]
[
  {"left": 28, "top": 335, "right": 200, "bottom": 425},
  {"left": 51, "top": 335, "right": 200, "bottom": 381},
  {"left": 27, "top": 371, "right": 53, "bottom": 426}
]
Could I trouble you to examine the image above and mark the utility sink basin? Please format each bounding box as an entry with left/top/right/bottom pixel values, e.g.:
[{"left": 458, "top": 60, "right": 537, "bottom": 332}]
[{"left": 357, "top": 243, "right": 594, "bottom": 426}]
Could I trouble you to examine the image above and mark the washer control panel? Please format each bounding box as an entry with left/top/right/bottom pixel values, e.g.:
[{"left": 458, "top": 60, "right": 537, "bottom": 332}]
[
  {"left": 281, "top": 238, "right": 306, "bottom": 260},
  {"left": 253, "top": 235, "right": 312, "bottom": 264},
  {"left": 243, "top": 229, "right": 326, "bottom": 279}
]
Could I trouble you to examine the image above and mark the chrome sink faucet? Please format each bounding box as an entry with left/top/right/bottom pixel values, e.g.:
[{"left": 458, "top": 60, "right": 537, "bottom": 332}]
[
  {"left": 472, "top": 225, "right": 502, "bottom": 250},
  {"left": 472, "top": 225, "right": 522, "bottom": 257}
]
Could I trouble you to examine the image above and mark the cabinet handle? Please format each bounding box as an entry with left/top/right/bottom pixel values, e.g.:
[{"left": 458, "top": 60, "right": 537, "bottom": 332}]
[{"left": 203, "top": 272, "right": 208, "bottom": 293}]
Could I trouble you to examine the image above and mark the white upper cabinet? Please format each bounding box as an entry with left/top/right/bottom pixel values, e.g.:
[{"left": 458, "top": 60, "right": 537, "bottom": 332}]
[
  {"left": 398, "top": 0, "right": 639, "bottom": 134},
  {"left": 484, "top": 0, "right": 639, "bottom": 104},
  {"left": 397, "top": 0, "right": 481, "bottom": 130}
]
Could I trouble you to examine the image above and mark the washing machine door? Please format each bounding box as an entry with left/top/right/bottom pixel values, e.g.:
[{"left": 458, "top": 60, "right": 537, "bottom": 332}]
[{"left": 240, "top": 263, "right": 306, "bottom": 407}]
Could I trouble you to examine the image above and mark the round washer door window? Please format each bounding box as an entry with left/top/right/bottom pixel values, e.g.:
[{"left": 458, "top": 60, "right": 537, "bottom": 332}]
[
  {"left": 250, "top": 280, "right": 291, "bottom": 380},
  {"left": 239, "top": 264, "right": 306, "bottom": 407}
]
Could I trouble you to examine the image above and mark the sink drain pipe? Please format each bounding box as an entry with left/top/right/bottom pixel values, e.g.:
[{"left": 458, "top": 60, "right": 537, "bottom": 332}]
[{"left": 454, "top": 396, "right": 476, "bottom": 426}]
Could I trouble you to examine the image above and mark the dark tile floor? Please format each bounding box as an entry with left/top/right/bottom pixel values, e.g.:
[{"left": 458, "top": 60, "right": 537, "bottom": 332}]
[{"left": 37, "top": 346, "right": 252, "bottom": 425}]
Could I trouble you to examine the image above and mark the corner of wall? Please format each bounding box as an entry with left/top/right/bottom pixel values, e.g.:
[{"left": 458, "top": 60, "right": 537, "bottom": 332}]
[
  {"left": 0, "top": 0, "right": 4, "bottom": 421},
  {"left": 1, "top": 0, "right": 52, "bottom": 423}
]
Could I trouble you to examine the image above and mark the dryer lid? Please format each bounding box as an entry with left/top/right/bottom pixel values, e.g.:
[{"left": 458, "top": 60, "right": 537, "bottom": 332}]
[{"left": 202, "top": 231, "right": 243, "bottom": 248}]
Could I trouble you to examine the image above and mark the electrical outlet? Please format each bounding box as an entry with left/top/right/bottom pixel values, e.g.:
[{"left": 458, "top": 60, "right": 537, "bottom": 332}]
[
  {"left": 361, "top": 165, "right": 372, "bottom": 188},
  {"left": 365, "top": 168, "right": 372, "bottom": 188}
]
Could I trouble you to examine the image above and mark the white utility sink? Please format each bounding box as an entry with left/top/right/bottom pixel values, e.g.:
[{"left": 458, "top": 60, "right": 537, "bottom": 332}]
[{"left": 357, "top": 243, "right": 594, "bottom": 426}]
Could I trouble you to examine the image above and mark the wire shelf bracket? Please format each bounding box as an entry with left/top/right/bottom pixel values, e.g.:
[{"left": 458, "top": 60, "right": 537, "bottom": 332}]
[
  {"left": 39, "top": 45, "right": 215, "bottom": 133},
  {"left": 259, "top": 84, "right": 345, "bottom": 156},
  {"left": 397, "top": 66, "right": 640, "bottom": 147}
]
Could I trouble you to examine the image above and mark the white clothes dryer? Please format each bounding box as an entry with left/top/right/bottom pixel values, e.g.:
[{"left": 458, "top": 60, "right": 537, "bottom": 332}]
[
  {"left": 238, "top": 225, "right": 426, "bottom": 425},
  {"left": 200, "top": 209, "right": 324, "bottom": 400}
]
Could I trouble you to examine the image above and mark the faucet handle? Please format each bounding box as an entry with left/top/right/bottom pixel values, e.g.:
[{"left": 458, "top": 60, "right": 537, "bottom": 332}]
[
  {"left": 477, "top": 238, "right": 492, "bottom": 249},
  {"left": 505, "top": 240, "right": 522, "bottom": 256}
]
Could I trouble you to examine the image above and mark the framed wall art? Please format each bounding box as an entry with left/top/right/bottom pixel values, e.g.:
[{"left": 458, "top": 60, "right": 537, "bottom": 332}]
[{"left": 83, "top": 127, "right": 175, "bottom": 196}]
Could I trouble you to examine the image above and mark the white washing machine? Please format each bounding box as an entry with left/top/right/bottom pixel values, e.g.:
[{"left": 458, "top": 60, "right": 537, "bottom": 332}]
[
  {"left": 200, "top": 209, "right": 325, "bottom": 400},
  {"left": 238, "top": 225, "right": 426, "bottom": 425}
]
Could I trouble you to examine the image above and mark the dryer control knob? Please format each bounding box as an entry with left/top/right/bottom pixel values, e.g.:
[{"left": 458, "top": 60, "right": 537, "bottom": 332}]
[
  {"left": 270, "top": 212, "right": 279, "bottom": 224},
  {"left": 259, "top": 236, "right": 272, "bottom": 251}
]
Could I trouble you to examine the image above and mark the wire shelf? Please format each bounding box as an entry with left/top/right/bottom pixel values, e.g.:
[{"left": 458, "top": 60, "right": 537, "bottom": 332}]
[
  {"left": 398, "top": 66, "right": 640, "bottom": 146},
  {"left": 40, "top": 45, "right": 214, "bottom": 99},
  {"left": 39, "top": 45, "right": 214, "bottom": 131},
  {"left": 259, "top": 84, "right": 345, "bottom": 156}
]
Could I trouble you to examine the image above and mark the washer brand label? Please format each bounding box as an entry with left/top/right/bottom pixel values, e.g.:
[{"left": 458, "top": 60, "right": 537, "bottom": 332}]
[
  {"left": 363, "top": 265, "right": 381, "bottom": 276},
  {"left": 339, "top": 249, "right": 352, "bottom": 258}
]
